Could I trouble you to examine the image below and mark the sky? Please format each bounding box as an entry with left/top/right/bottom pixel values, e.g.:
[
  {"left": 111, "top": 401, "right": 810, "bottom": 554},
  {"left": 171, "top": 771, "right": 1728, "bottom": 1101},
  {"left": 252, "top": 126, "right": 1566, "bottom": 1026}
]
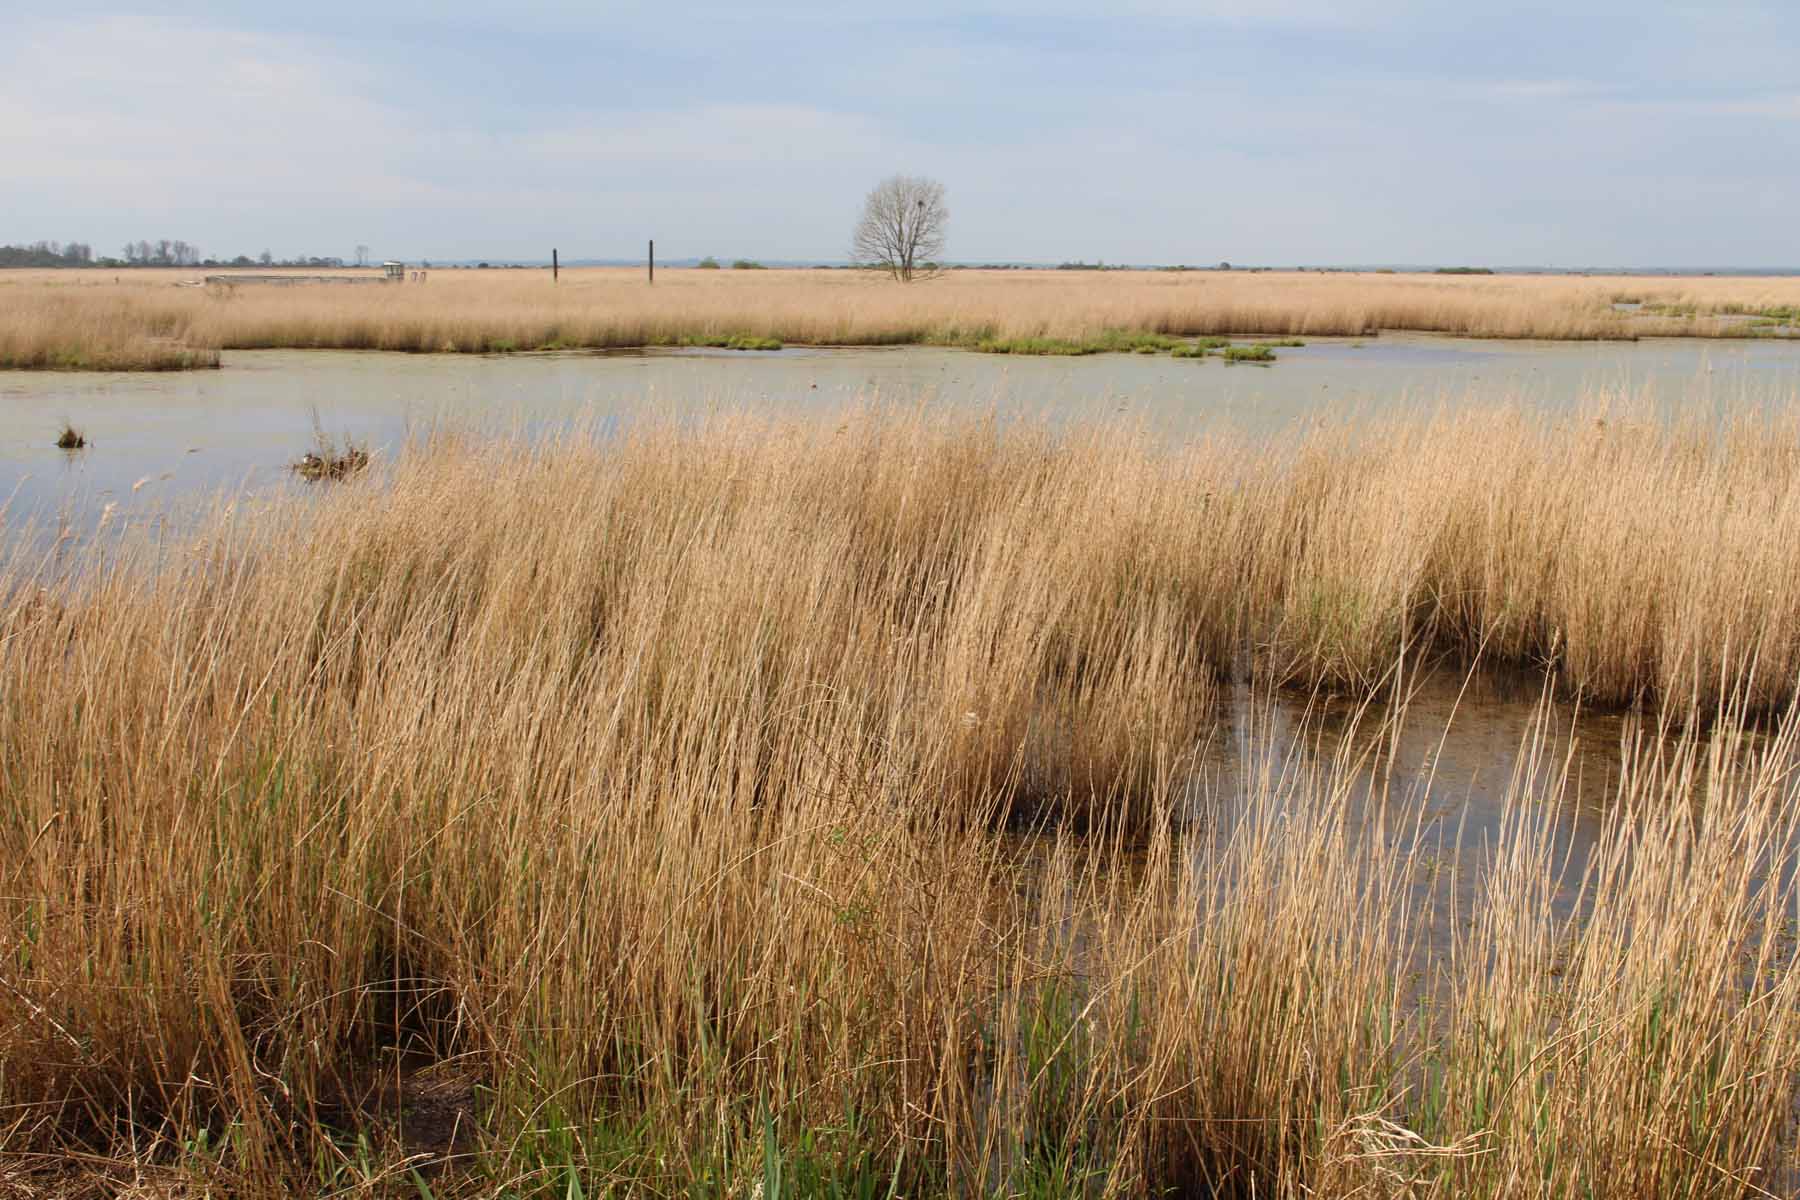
[{"left": 3, "top": 1, "right": 1798, "bottom": 267}]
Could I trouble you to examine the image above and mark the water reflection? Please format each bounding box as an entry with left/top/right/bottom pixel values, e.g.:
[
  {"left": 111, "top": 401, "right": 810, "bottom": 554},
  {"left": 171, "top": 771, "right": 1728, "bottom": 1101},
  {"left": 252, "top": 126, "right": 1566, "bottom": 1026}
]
[
  {"left": 1177, "top": 664, "right": 1800, "bottom": 973},
  {"left": 5, "top": 335, "right": 1800, "bottom": 539}
]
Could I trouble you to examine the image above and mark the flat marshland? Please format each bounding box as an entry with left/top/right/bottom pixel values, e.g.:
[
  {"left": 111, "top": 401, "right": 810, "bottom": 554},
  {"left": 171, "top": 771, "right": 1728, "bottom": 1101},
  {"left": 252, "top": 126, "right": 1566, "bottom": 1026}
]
[
  {"left": 6, "top": 266, "right": 1800, "bottom": 370},
  {"left": 5, "top": 397, "right": 1800, "bottom": 1198}
]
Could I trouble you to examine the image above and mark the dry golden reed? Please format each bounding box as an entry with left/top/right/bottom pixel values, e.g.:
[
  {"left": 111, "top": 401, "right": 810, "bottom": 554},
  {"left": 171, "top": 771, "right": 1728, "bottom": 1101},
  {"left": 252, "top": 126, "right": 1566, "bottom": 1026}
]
[
  {"left": 4, "top": 266, "right": 1800, "bottom": 369},
  {"left": 0, "top": 284, "right": 220, "bottom": 370},
  {"left": 3, "top": 403, "right": 1799, "bottom": 1197}
]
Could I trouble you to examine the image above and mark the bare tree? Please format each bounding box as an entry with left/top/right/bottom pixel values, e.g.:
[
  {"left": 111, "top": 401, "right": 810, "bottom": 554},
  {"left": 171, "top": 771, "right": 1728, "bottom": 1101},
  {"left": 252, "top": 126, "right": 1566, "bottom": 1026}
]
[{"left": 851, "top": 175, "right": 947, "bottom": 282}]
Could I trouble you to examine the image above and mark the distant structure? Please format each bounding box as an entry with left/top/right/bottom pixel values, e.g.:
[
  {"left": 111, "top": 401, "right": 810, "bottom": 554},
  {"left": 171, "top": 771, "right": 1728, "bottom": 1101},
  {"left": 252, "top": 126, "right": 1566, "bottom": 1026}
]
[{"left": 205, "top": 262, "right": 412, "bottom": 288}]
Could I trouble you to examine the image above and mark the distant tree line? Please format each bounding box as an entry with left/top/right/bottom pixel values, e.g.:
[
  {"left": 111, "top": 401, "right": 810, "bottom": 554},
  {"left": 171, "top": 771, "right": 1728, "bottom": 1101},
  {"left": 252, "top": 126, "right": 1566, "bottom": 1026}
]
[
  {"left": 0, "top": 240, "right": 96, "bottom": 267},
  {"left": 120, "top": 240, "right": 204, "bottom": 266},
  {"left": 0, "top": 239, "right": 347, "bottom": 270}
]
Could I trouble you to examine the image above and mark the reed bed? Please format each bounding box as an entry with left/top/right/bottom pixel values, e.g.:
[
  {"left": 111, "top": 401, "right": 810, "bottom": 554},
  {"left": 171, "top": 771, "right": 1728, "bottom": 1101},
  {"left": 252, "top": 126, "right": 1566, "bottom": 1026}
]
[
  {"left": 0, "top": 286, "right": 220, "bottom": 370},
  {"left": 4, "top": 267, "right": 1800, "bottom": 370},
  {"left": 3, "top": 405, "right": 1800, "bottom": 1197}
]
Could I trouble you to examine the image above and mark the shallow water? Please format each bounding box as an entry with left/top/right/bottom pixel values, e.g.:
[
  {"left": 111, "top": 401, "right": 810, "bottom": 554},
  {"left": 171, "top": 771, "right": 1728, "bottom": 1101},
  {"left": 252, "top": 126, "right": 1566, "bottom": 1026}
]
[
  {"left": 1200, "top": 669, "right": 1647, "bottom": 952},
  {"left": 6, "top": 336, "right": 1800, "bottom": 968},
  {"left": 1072, "top": 663, "right": 1800, "bottom": 1004},
  {"left": 5, "top": 335, "right": 1800, "bottom": 537}
]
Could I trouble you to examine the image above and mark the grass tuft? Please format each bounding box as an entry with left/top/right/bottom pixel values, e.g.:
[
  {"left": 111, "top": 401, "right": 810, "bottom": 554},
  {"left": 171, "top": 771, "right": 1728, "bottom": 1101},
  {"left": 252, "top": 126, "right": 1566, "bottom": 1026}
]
[
  {"left": 292, "top": 429, "right": 370, "bottom": 481},
  {"left": 659, "top": 332, "right": 784, "bottom": 351}
]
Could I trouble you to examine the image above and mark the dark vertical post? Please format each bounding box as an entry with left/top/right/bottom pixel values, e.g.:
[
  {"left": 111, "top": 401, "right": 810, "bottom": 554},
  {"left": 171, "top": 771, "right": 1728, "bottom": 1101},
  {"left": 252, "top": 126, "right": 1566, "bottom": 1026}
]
[
  {"left": 552, "top": 248, "right": 559, "bottom": 282},
  {"left": 649, "top": 239, "right": 655, "bottom": 284}
]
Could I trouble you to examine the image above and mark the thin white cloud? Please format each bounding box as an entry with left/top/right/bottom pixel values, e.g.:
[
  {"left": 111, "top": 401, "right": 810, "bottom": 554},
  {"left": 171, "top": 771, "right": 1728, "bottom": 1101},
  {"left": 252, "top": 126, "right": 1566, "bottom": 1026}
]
[
  {"left": 1654, "top": 94, "right": 1800, "bottom": 120},
  {"left": 1479, "top": 79, "right": 1612, "bottom": 101},
  {"left": 5, "top": 4, "right": 1800, "bottom": 264},
  {"left": 1556, "top": 90, "right": 1800, "bottom": 122},
  {"left": 1093, "top": 0, "right": 1424, "bottom": 26},
  {"left": 1, "top": 18, "right": 415, "bottom": 187},
  {"left": 523, "top": 105, "right": 886, "bottom": 166},
  {"left": 0, "top": 14, "right": 921, "bottom": 257}
]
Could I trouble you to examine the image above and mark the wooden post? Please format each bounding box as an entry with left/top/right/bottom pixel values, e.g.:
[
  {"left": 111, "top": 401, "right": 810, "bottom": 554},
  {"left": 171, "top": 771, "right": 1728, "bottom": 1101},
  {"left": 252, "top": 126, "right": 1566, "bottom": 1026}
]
[
  {"left": 649, "top": 239, "right": 655, "bottom": 284},
  {"left": 552, "top": 248, "right": 558, "bottom": 282}
]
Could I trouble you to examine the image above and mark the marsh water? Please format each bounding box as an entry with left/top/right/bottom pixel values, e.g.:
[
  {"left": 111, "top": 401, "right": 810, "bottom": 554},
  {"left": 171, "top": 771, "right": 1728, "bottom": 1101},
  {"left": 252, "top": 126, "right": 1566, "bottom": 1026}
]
[
  {"left": 7, "top": 334, "right": 1800, "bottom": 537},
  {"left": 5, "top": 334, "right": 1800, "bottom": 959}
]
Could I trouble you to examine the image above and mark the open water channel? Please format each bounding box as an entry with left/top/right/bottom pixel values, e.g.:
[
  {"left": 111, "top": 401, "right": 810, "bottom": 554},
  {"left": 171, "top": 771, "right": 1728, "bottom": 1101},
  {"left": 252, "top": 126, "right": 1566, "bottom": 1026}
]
[{"left": 6, "top": 333, "right": 1800, "bottom": 535}]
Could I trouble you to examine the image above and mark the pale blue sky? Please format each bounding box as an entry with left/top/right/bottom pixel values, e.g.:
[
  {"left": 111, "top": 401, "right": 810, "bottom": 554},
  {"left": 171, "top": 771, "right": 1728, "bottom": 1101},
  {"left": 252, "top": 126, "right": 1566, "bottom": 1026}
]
[{"left": 4, "top": 2, "right": 1797, "bottom": 266}]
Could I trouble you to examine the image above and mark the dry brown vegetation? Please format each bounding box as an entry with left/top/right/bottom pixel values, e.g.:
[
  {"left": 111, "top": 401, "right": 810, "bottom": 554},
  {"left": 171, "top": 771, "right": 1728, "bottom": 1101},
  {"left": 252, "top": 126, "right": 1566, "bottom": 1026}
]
[
  {"left": 4, "top": 266, "right": 1800, "bottom": 370},
  {"left": 4, "top": 402, "right": 1800, "bottom": 1197},
  {"left": 0, "top": 283, "right": 221, "bottom": 370}
]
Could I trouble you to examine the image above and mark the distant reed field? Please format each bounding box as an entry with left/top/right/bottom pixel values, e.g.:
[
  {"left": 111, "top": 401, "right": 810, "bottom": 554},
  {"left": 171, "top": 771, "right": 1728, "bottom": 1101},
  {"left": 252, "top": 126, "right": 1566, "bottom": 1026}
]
[
  {"left": 4, "top": 266, "right": 1800, "bottom": 369},
  {"left": 4, "top": 403, "right": 1799, "bottom": 1197}
]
